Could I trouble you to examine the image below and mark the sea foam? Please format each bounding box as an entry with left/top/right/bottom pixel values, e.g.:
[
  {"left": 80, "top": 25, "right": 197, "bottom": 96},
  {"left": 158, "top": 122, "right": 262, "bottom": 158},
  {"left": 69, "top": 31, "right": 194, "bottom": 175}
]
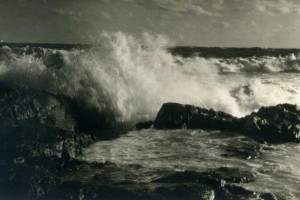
[{"left": 0, "top": 32, "right": 299, "bottom": 125}]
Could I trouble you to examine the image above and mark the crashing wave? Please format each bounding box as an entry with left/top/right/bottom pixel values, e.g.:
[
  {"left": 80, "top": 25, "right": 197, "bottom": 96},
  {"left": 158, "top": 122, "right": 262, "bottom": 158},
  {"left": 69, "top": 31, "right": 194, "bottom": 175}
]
[
  {"left": 0, "top": 32, "right": 299, "bottom": 125},
  {"left": 213, "top": 54, "right": 300, "bottom": 73}
]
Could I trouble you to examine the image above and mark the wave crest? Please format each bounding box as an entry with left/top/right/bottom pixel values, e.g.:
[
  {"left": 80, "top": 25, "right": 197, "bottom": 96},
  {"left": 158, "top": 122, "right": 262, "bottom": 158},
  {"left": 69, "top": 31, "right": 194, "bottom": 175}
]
[
  {"left": 0, "top": 32, "right": 299, "bottom": 125},
  {"left": 213, "top": 53, "right": 300, "bottom": 73}
]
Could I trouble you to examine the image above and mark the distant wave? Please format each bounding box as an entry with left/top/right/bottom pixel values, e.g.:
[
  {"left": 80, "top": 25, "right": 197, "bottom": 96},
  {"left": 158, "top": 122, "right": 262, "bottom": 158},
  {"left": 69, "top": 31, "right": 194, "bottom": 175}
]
[
  {"left": 170, "top": 46, "right": 300, "bottom": 73},
  {"left": 212, "top": 54, "right": 300, "bottom": 73},
  {"left": 2, "top": 43, "right": 300, "bottom": 73}
]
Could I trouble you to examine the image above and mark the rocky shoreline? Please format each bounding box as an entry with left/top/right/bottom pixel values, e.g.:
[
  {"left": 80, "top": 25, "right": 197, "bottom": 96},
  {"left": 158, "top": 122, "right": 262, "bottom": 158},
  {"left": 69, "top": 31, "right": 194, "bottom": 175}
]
[
  {"left": 137, "top": 102, "right": 300, "bottom": 144},
  {"left": 0, "top": 83, "right": 298, "bottom": 199}
]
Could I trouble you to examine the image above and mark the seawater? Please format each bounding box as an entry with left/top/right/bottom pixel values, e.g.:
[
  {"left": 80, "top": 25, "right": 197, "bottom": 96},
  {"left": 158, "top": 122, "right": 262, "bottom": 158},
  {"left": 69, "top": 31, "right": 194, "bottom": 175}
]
[
  {"left": 1, "top": 32, "right": 300, "bottom": 199},
  {"left": 80, "top": 129, "right": 300, "bottom": 199}
]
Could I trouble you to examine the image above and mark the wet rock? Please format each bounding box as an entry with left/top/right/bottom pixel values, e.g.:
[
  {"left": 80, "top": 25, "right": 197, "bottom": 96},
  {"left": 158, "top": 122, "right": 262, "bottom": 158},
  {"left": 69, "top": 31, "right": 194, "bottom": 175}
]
[
  {"left": 154, "top": 103, "right": 240, "bottom": 131},
  {"left": 0, "top": 82, "right": 119, "bottom": 199},
  {"left": 258, "top": 192, "right": 289, "bottom": 200},
  {"left": 0, "top": 159, "right": 60, "bottom": 199},
  {"left": 241, "top": 104, "right": 300, "bottom": 143},
  {"left": 204, "top": 167, "right": 256, "bottom": 184},
  {"left": 0, "top": 83, "right": 77, "bottom": 132},
  {"left": 43, "top": 51, "right": 65, "bottom": 68},
  {"left": 48, "top": 181, "right": 140, "bottom": 200},
  {"left": 259, "top": 193, "right": 278, "bottom": 200},
  {"left": 153, "top": 169, "right": 260, "bottom": 200},
  {"left": 0, "top": 46, "right": 13, "bottom": 61},
  {"left": 153, "top": 171, "right": 216, "bottom": 185},
  {"left": 151, "top": 102, "right": 300, "bottom": 143},
  {"left": 218, "top": 184, "right": 257, "bottom": 200},
  {"left": 221, "top": 138, "right": 262, "bottom": 159},
  {"left": 153, "top": 184, "right": 215, "bottom": 200},
  {"left": 154, "top": 167, "right": 255, "bottom": 185},
  {"left": 134, "top": 120, "right": 153, "bottom": 130},
  {"left": 0, "top": 120, "right": 95, "bottom": 164},
  {"left": 0, "top": 155, "right": 110, "bottom": 200}
]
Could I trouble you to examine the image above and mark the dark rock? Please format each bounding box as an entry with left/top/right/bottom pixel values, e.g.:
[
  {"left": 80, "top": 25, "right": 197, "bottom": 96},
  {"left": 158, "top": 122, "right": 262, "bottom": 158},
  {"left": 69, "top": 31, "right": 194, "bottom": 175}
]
[
  {"left": 48, "top": 181, "right": 141, "bottom": 200},
  {"left": 0, "top": 82, "right": 120, "bottom": 199},
  {"left": 154, "top": 103, "right": 240, "bottom": 131},
  {"left": 0, "top": 154, "right": 110, "bottom": 200},
  {"left": 153, "top": 169, "right": 261, "bottom": 200},
  {"left": 0, "top": 46, "right": 13, "bottom": 61},
  {"left": 43, "top": 51, "right": 65, "bottom": 68},
  {"left": 0, "top": 83, "right": 77, "bottom": 132},
  {"left": 221, "top": 138, "right": 262, "bottom": 159},
  {"left": 153, "top": 171, "right": 217, "bottom": 185},
  {"left": 241, "top": 104, "right": 300, "bottom": 143},
  {"left": 154, "top": 167, "right": 255, "bottom": 185},
  {"left": 153, "top": 184, "right": 215, "bottom": 200},
  {"left": 0, "top": 159, "right": 60, "bottom": 199},
  {"left": 218, "top": 184, "right": 257, "bottom": 200},
  {"left": 151, "top": 102, "right": 300, "bottom": 143},
  {"left": 204, "top": 167, "right": 256, "bottom": 184},
  {"left": 0, "top": 81, "right": 117, "bottom": 139},
  {"left": 258, "top": 192, "right": 289, "bottom": 200},
  {"left": 134, "top": 121, "right": 153, "bottom": 130}
]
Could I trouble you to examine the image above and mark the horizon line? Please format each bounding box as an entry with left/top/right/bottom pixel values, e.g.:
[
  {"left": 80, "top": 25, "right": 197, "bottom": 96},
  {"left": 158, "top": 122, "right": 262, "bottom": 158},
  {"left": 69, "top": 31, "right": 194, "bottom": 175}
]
[{"left": 0, "top": 42, "right": 299, "bottom": 50}]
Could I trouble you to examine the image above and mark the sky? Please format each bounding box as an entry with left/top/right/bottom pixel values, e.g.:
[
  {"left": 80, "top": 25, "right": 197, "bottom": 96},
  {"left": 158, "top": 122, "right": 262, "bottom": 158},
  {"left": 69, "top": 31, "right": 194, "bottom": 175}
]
[{"left": 0, "top": 0, "right": 300, "bottom": 47}]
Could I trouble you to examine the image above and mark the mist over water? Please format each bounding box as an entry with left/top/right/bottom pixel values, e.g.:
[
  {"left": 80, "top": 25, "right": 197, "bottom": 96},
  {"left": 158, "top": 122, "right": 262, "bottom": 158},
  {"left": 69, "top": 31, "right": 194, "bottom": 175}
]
[{"left": 0, "top": 32, "right": 300, "bottom": 125}]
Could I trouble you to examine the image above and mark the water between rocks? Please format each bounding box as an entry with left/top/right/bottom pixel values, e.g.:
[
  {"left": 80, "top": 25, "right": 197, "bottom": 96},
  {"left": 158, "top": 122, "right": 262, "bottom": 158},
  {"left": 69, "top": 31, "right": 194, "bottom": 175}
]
[{"left": 80, "top": 129, "right": 300, "bottom": 199}]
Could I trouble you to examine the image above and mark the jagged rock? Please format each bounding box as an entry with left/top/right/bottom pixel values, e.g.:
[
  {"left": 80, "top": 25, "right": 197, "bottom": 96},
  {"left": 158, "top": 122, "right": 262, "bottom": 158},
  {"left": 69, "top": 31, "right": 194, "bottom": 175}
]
[
  {"left": 43, "top": 51, "right": 65, "bottom": 68},
  {"left": 0, "top": 157, "right": 60, "bottom": 199},
  {"left": 0, "top": 46, "right": 13, "bottom": 61},
  {"left": 154, "top": 167, "right": 255, "bottom": 185},
  {"left": 259, "top": 193, "right": 278, "bottom": 200},
  {"left": 204, "top": 167, "right": 256, "bottom": 184},
  {"left": 221, "top": 138, "right": 262, "bottom": 159},
  {"left": 134, "top": 120, "right": 153, "bottom": 130},
  {"left": 153, "top": 184, "right": 215, "bottom": 200},
  {"left": 241, "top": 104, "right": 300, "bottom": 143},
  {"left": 153, "top": 169, "right": 261, "bottom": 200},
  {"left": 0, "top": 82, "right": 119, "bottom": 199},
  {"left": 0, "top": 155, "right": 110, "bottom": 200},
  {"left": 0, "top": 83, "right": 97, "bottom": 162},
  {"left": 48, "top": 181, "right": 141, "bottom": 200},
  {"left": 152, "top": 102, "right": 300, "bottom": 143},
  {"left": 0, "top": 83, "right": 77, "bottom": 132},
  {"left": 154, "top": 103, "right": 240, "bottom": 131},
  {"left": 0, "top": 123, "right": 83, "bottom": 160}
]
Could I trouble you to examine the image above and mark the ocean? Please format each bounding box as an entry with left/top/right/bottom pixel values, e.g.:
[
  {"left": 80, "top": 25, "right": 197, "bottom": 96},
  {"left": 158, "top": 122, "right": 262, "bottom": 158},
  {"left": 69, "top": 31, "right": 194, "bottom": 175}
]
[{"left": 1, "top": 32, "right": 300, "bottom": 199}]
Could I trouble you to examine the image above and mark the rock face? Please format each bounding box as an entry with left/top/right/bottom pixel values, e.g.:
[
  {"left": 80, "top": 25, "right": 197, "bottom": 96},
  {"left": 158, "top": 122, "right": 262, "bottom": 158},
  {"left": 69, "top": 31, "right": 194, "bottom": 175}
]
[
  {"left": 0, "top": 82, "right": 117, "bottom": 199},
  {"left": 43, "top": 51, "right": 65, "bottom": 68},
  {"left": 241, "top": 104, "right": 300, "bottom": 143},
  {"left": 152, "top": 102, "right": 300, "bottom": 144},
  {"left": 153, "top": 103, "right": 240, "bottom": 131},
  {"left": 221, "top": 137, "right": 262, "bottom": 159},
  {"left": 153, "top": 168, "right": 276, "bottom": 200},
  {"left": 0, "top": 82, "right": 106, "bottom": 162},
  {"left": 134, "top": 120, "right": 153, "bottom": 130}
]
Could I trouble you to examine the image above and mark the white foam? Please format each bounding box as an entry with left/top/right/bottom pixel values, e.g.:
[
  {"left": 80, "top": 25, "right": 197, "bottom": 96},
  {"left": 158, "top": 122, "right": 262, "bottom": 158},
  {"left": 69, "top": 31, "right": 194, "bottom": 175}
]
[
  {"left": 214, "top": 54, "right": 300, "bottom": 73},
  {"left": 0, "top": 32, "right": 299, "bottom": 125}
]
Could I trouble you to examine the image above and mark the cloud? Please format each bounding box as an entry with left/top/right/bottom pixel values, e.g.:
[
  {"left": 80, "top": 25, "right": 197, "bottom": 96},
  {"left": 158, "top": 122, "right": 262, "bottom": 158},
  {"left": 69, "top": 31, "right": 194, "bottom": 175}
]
[
  {"left": 100, "top": 11, "right": 111, "bottom": 20},
  {"left": 153, "top": 0, "right": 219, "bottom": 17},
  {"left": 222, "top": 21, "right": 230, "bottom": 28},
  {"left": 249, "top": 0, "right": 300, "bottom": 15},
  {"left": 212, "top": 0, "right": 224, "bottom": 10}
]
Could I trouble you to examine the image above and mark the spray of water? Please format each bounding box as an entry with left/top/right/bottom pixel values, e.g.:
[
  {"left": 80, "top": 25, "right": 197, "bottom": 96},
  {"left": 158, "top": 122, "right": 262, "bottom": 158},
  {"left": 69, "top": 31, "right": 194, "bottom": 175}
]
[{"left": 0, "top": 32, "right": 299, "bottom": 125}]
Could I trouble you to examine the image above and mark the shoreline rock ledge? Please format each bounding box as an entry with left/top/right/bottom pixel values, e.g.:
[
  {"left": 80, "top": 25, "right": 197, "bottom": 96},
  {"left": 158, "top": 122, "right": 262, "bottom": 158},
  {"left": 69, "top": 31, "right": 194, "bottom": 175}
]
[{"left": 141, "top": 102, "right": 300, "bottom": 144}]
